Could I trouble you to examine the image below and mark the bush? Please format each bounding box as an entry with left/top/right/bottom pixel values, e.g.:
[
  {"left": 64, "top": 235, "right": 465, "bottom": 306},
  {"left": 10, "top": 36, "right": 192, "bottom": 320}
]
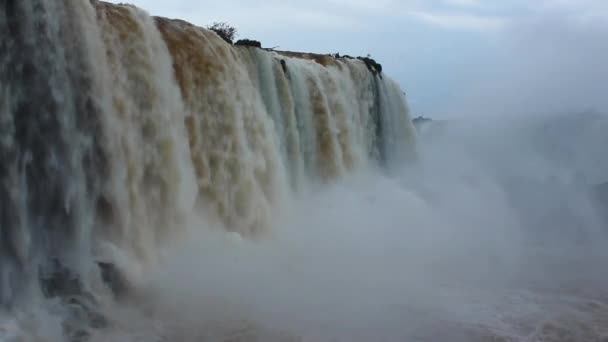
[
  {"left": 235, "top": 39, "right": 262, "bottom": 48},
  {"left": 207, "top": 22, "right": 237, "bottom": 44}
]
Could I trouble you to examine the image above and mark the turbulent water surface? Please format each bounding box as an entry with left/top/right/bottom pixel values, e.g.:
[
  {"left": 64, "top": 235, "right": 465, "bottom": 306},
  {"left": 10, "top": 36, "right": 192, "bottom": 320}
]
[{"left": 1, "top": 1, "right": 608, "bottom": 341}]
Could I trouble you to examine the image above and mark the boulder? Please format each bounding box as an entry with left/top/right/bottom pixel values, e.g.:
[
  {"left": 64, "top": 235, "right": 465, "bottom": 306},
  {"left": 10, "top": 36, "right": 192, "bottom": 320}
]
[
  {"left": 38, "top": 259, "right": 110, "bottom": 341},
  {"left": 39, "top": 259, "right": 82, "bottom": 299},
  {"left": 97, "top": 261, "right": 129, "bottom": 298}
]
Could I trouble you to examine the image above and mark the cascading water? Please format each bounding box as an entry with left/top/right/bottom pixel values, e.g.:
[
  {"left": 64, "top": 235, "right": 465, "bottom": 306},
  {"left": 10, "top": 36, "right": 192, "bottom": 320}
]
[
  {"left": 0, "top": 0, "right": 107, "bottom": 308},
  {"left": 3, "top": 1, "right": 608, "bottom": 342},
  {"left": 0, "top": 1, "right": 416, "bottom": 339},
  {"left": 93, "top": 1, "right": 198, "bottom": 264}
]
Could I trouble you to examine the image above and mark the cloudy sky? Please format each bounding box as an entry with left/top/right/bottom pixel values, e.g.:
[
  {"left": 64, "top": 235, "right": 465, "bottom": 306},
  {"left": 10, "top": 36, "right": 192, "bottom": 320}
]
[{"left": 107, "top": 0, "right": 608, "bottom": 118}]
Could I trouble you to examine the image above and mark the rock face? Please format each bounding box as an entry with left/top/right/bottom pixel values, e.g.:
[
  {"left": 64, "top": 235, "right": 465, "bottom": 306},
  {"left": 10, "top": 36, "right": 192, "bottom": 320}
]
[
  {"left": 40, "top": 260, "right": 127, "bottom": 300},
  {"left": 38, "top": 259, "right": 111, "bottom": 341},
  {"left": 97, "top": 262, "right": 130, "bottom": 298},
  {"left": 357, "top": 56, "right": 383, "bottom": 75},
  {"left": 39, "top": 260, "right": 85, "bottom": 300}
]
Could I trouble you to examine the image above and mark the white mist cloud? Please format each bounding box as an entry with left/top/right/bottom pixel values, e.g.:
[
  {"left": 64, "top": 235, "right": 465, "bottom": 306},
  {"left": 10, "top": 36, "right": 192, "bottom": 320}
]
[
  {"left": 409, "top": 11, "right": 504, "bottom": 30},
  {"left": 81, "top": 114, "right": 608, "bottom": 341},
  {"left": 444, "top": 5, "right": 608, "bottom": 118},
  {"left": 444, "top": 0, "right": 480, "bottom": 7}
]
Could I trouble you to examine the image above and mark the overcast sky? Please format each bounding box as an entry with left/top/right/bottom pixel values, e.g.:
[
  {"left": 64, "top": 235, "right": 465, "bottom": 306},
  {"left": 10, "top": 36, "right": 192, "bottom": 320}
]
[{"left": 107, "top": 0, "right": 608, "bottom": 118}]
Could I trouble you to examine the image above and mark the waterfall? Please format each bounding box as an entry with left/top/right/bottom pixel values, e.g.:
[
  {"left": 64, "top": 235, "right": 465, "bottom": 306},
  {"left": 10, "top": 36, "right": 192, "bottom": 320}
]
[
  {"left": 0, "top": 0, "right": 415, "bottom": 323},
  {"left": 0, "top": 0, "right": 108, "bottom": 307},
  {"left": 4, "top": 2, "right": 608, "bottom": 342}
]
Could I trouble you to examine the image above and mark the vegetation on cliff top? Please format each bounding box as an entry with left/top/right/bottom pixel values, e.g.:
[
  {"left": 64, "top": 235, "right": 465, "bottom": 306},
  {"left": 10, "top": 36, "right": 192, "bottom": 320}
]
[
  {"left": 235, "top": 39, "right": 262, "bottom": 48},
  {"left": 206, "top": 22, "right": 384, "bottom": 76},
  {"left": 207, "top": 22, "right": 237, "bottom": 44}
]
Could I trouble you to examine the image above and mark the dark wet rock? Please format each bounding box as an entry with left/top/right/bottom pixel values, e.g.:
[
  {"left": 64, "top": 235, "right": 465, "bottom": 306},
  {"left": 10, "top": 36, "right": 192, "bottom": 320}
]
[
  {"left": 357, "top": 56, "right": 383, "bottom": 75},
  {"left": 280, "top": 60, "right": 288, "bottom": 73},
  {"left": 97, "top": 261, "right": 129, "bottom": 298},
  {"left": 235, "top": 39, "right": 262, "bottom": 48},
  {"left": 39, "top": 259, "right": 83, "bottom": 299},
  {"left": 334, "top": 54, "right": 383, "bottom": 76},
  {"left": 64, "top": 295, "right": 108, "bottom": 329},
  {"left": 64, "top": 327, "right": 91, "bottom": 342},
  {"left": 95, "top": 195, "right": 115, "bottom": 226},
  {"left": 38, "top": 259, "right": 111, "bottom": 340},
  {"left": 61, "top": 295, "right": 107, "bottom": 340},
  {"left": 86, "top": 310, "right": 109, "bottom": 329}
]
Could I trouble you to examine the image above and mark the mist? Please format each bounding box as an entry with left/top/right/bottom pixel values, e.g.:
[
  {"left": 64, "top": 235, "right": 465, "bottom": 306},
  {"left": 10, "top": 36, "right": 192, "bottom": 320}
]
[
  {"left": 442, "top": 7, "right": 608, "bottom": 119},
  {"left": 89, "top": 30, "right": 608, "bottom": 337},
  {"left": 69, "top": 112, "right": 608, "bottom": 341}
]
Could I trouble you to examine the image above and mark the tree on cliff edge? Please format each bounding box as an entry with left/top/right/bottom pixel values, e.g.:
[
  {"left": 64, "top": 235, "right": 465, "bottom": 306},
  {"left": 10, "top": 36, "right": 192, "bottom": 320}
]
[{"left": 207, "top": 22, "right": 237, "bottom": 44}]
